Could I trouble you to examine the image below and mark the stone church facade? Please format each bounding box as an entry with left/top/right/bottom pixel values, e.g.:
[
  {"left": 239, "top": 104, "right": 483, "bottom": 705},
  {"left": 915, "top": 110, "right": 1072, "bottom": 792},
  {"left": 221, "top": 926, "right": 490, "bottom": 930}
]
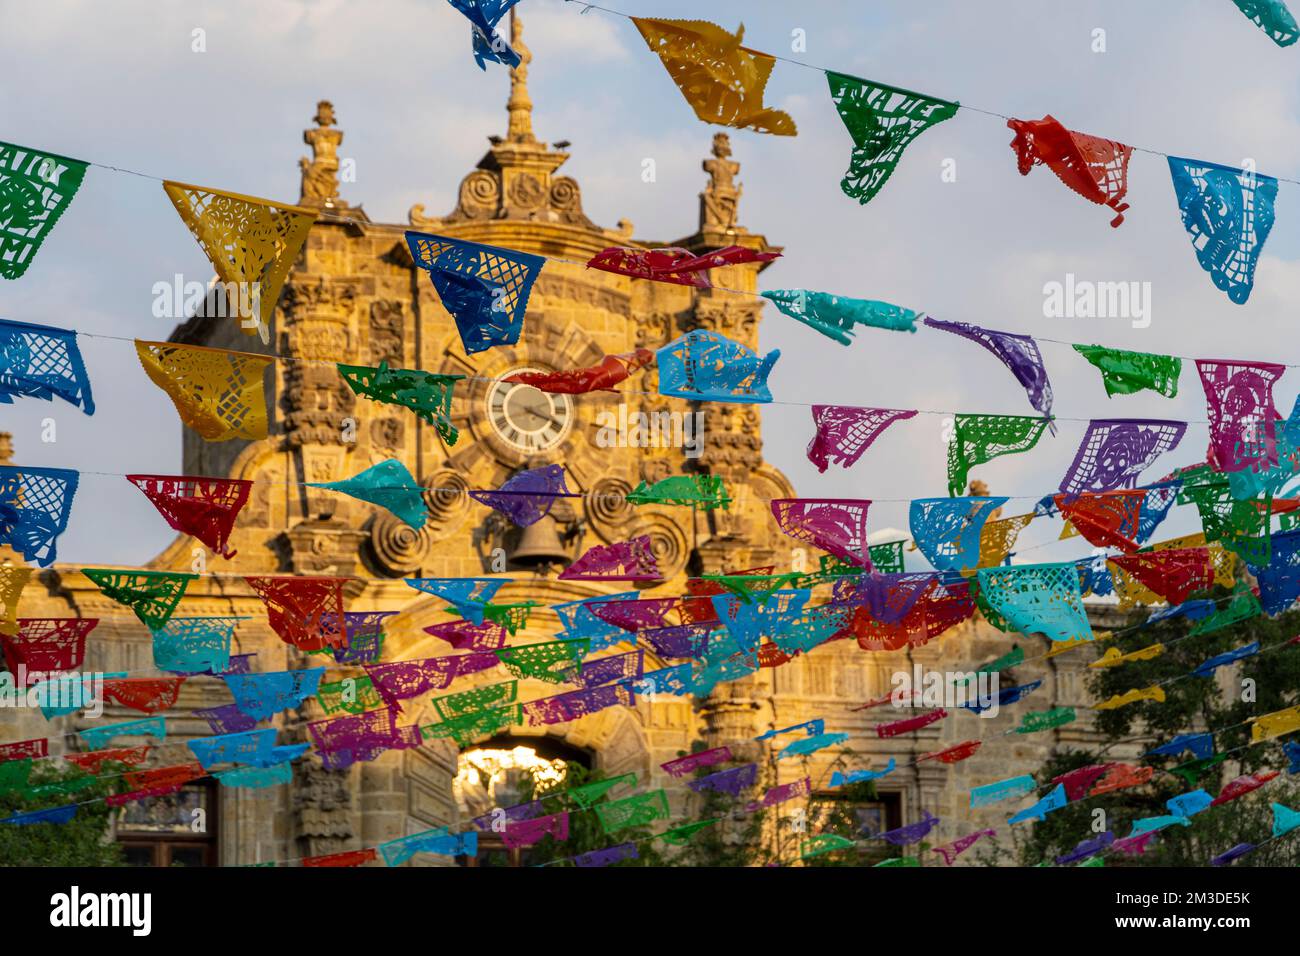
[{"left": 2, "top": 15, "right": 1118, "bottom": 865}]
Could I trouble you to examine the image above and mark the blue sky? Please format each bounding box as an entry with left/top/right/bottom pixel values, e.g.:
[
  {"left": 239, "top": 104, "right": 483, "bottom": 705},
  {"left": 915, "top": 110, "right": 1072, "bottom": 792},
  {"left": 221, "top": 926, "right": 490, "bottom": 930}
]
[{"left": 2, "top": 0, "right": 1299, "bottom": 566}]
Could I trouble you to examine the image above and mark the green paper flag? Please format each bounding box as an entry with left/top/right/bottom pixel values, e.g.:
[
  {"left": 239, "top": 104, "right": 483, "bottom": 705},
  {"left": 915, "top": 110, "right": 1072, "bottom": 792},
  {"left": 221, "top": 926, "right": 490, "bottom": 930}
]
[
  {"left": 594, "top": 789, "right": 670, "bottom": 835},
  {"left": 627, "top": 474, "right": 730, "bottom": 510},
  {"left": 431, "top": 681, "right": 518, "bottom": 721},
  {"left": 948, "top": 414, "right": 1051, "bottom": 497},
  {"left": 1014, "top": 706, "right": 1077, "bottom": 734},
  {"left": 1189, "top": 582, "right": 1261, "bottom": 637},
  {"left": 1073, "top": 344, "right": 1181, "bottom": 398},
  {"left": 801, "top": 834, "right": 857, "bottom": 859},
  {"left": 318, "top": 676, "right": 385, "bottom": 715},
  {"left": 762, "top": 290, "right": 920, "bottom": 345},
  {"left": 0, "top": 141, "right": 89, "bottom": 279},
  {"left": 658, "top": 817, "right": 721, "bottom": 846},
  {"left": 83, "top": 569, "right": 197, "bottom": 630},
  {"left": 1180, "top": 478, "right": 1271, "bottom": 565},
  {"left": 338, "top": 362, "right": 464, "bottom": 445},
  {"left": 826, "top": 72, "right": 958, "bottom": 206},
  {"left": 495, "top": 638, "right": 589, "bottom": 683},
  {"left": 698, "top": 573, "right": 804, "bottom": 604}
]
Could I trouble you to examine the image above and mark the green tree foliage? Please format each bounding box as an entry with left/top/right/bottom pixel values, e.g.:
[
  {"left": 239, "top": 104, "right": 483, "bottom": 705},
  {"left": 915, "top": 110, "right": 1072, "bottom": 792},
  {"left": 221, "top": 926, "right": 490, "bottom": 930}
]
[
  {"left": 514, "top": 762, "right": 664, "bottom": 867},
  {"left": 1011, "top": 589, "right": 1300, "bottom": 866},
  {"left": 0, "top": 761, "right": 123, "bottom": 866}
]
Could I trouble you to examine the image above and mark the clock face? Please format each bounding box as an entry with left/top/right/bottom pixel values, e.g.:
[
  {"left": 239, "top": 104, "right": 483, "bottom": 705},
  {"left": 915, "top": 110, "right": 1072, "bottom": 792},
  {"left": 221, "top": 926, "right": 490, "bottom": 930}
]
[{"left": 484, "top": 370, "right": 575, "bottom": 454}]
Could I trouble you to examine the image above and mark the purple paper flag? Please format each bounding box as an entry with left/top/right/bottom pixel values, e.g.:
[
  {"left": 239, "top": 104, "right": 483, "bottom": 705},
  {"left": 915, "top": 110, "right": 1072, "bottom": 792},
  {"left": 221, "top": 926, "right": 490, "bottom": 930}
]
[
  {"left": 688, "top": 763, "right": 758, "bottom": 797},
  {"left": 469, "top": 465, "right": 576, "bottom": 527},
  {"left": 770, "top": 498, "right": 873, "bottom": 568},
  {"left": 573, "top": 842, "right": 638, "bottom": 867},
  {"left": 872, "top": 810, "right": 940, "bottom": 845},
  {"left": 587, "top": 596, "right": 678, "bottom": 631},
  {"left": 925, "top": 317, "right": 1053, "bottom": 418},
  {"left": 559, "top": 536, "right": 661, "bottom": 581},
  {"left": 1060, "top": 419, "right": 1186, "bottom": 494},
  {"left": 807, "top": 405, "right": 917, "bottom": 473},
  {"left": 1197, "top": 359, "right": 1285, "bottom": 473}
]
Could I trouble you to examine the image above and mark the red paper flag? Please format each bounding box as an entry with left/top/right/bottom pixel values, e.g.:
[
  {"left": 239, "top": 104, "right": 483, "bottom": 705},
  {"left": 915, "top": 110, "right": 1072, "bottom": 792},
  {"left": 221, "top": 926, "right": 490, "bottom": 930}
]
[
  {"left": 918, "top": 740, "right": 982, "bottom": 764},
  {"left": 65, "top": 745, "right": 151, "bottom": 774},
  {"left": 127, "top": 475, "right": 252, "bottom": 559},
  {"left": 1110, "top": 548, "right": 1215, "bottom": 605},
  {"left": 876, "top": 709, "right": 946, "bottom": 738},
  {"left": 0, "top": 738, "right": 48, "bottom": 763},
  {"left": 1008, "top": 114, "right": 1133, "bottom": 227},
  {"left": 245, "top": 576, "right": 348, "bottom": 650},
  {"left": 587, "top": 245, "right": 779, "bottom": 287},
  {"left": 1, "top": 618, "right": 97, "bottom": 677},
  {"left": 102, "top": 677, "right": 187, "bottom": 714},
  {"left": 505, "top": 349, "right": 655, "bottom": 394},
  {"left": 302, "top": 847, "right": 376, "bottom": 867}
]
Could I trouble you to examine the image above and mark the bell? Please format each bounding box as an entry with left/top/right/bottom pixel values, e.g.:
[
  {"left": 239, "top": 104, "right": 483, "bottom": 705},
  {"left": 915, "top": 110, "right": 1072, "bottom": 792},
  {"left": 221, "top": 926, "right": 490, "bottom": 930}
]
[{"left": 507, "top": 514, "right": 572, "bottom": 570}]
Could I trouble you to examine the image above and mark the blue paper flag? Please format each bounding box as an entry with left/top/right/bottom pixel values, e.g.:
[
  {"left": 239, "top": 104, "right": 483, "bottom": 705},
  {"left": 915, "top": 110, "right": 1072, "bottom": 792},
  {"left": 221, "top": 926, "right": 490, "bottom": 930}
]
[
  {"left": 448, "top": 0, "right": 522, "bottom": 69},
  {"left": 1192, "top": 641, "right": 1260, "bottom": 678},
  {"left": 405, "top": 577, "right": 506, "bottom": 625},
  {"left": 1146, "top": 733, "right": 1216, "bottom": 761},
  {"left": 635, "top": 663, "right": 693, "bottom": 698},
  {"left": 309, "top": 458, "right": 427, "bottom": 529},
  {"left": 1008, "top": 783, "right": 1067, "bottom": 825},
  {"left": 1147, "top": 599, "right": 1215, "bottom": 624},
  {"left": 711, "top": 590, "right": 810, "bottom": 649},
  {"left": 964, "top": 679, "right": 1043, "bottom": 714},
  {"left": 222, "top": 668, "right": 324, "bottom": 721},
  {"left": 379, "top": 827, "right": 478, "bottom": 865},
  {"left": 188, "top": 729, "right": 307, "bottom": 770},
  {"left": 1, "top": 804, "right": 79, "bottom": 825},
  {"left": 552, "top": 591, "right": 640, "bottom": 652},
  {"left": 830, "top": 759, "right": 897, "bottom": 788},
  {"left": 1286, "top": 741, "right": 1300, "bottom": 774},
  {"left": 657, "top": 329, "right": 779, "bottom": 404},
  {"left": 407, "top": 231, "right": 541, "bottom": 354},
  {"left": 971, "top": 774, "right": 1037, "bottom": 808},
  {"left": 1167, "top": 789, "right": 1214, "bottom": 818},
  {"left": 1250, "top": 528, "right": 1300, "bottom": 614},
  {"left": 0, "top": 464, "right": 78, "bottom": 566},
  {"left": 1168, "top": 156, "right": 1277, "bottom": 304},
  {"left": 0, "top": 318, "right": 94, "bottom": 413},
  {"left": 910, "top": 496, "right": 1009, "bottom": 572}
]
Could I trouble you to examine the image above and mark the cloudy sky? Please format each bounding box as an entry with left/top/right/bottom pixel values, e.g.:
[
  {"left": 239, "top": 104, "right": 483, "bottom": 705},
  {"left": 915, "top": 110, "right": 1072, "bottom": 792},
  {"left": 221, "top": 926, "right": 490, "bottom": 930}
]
[{"left": 2, "top": 0, "right": 1298, "bottom": 567}]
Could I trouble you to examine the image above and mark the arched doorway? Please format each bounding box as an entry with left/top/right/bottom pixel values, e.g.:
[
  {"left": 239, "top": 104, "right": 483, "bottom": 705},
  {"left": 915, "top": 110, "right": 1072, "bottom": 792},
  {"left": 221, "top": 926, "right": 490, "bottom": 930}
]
[{"left": 453, "top": 735, "right": 593, "bottom": 867}]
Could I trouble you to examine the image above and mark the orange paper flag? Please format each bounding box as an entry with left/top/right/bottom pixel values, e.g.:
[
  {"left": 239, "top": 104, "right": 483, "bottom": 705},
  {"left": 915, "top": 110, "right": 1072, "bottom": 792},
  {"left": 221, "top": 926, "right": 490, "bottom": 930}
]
[{"left": 632, "top": 18, "right": 797, "bottom": 136}]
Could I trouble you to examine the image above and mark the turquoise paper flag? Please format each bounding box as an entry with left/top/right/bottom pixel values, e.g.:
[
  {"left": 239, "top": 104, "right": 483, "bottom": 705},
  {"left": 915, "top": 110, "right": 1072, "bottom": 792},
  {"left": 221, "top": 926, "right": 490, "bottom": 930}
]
[
  {"left": 761, "top": 290, "right": 920, "bottom": 344},
  {"left": 309, "top": 458, "right": 428, "bottom": 528},
  {"left": 975, "top": 563, "right": 1093, "bottom": 642},
  {"left": 1272, "top": 802, "right": 1300, "bottom": 837}
]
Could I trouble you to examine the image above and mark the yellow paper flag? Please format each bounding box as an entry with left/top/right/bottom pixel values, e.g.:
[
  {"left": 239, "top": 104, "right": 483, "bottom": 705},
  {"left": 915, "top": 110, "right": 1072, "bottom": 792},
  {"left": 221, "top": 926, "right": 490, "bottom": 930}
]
[
  {"left": 1095, "top": 685, "right": 1166, "bottom": 710},
  {"left": 163, "top": 181, "right": 317, "bottom": 344},
  {"left": 1089, "top": 643, "right": 1165, "bottom": 669},
  {"left": 1251, "top": 705, "right": 1300, "bottom": 743},
  {"left": 0, "top": 564, "right": 32, "bottom": 636},
  {"left": 632, "top": 18, "right": 797, "bottom": 136},
  {"left": 136, "top": 340, "right": 272, "bottom": 441},
  {"left": 972, "top": 513, "right": 1034, "bottom": 573}
]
